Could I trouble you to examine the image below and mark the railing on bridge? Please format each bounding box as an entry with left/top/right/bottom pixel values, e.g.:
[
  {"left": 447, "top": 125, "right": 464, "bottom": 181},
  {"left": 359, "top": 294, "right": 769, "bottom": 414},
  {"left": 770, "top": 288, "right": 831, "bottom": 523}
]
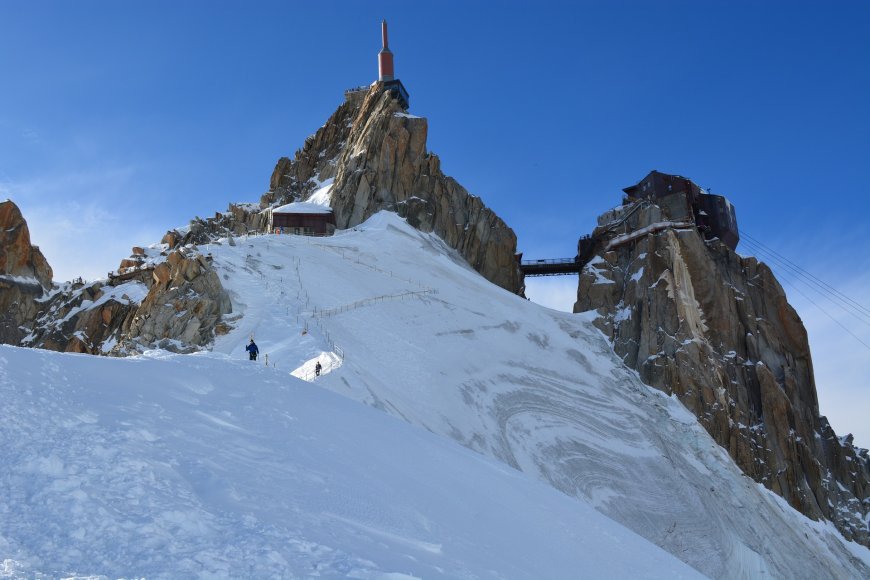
[{"left": 520, "top": 258, "right": 584, "bottom": 277}]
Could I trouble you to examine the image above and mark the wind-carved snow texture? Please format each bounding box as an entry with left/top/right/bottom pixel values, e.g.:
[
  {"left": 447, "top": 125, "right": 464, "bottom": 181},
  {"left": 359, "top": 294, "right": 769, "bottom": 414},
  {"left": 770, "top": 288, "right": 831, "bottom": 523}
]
[
  {"left": 204, "top": 213, "right": 869, "bottom": 579},
  {"left": 3, "top": 213, "right": 869, "bottom": 578}
]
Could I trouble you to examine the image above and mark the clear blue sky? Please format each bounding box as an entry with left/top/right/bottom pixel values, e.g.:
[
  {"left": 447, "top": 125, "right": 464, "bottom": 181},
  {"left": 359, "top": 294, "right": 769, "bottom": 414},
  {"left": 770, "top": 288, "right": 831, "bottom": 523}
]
[{"left": 2, "top": 1, "right": 868, "bottom": 443}]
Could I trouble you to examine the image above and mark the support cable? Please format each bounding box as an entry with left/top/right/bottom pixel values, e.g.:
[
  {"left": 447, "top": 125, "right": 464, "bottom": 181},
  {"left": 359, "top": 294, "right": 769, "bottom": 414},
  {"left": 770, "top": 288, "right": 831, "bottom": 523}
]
[
  {"left": 771, "top": 273, "right": 870, "bottom": 353},
  {"left": 736, "top": 235, "right": 870, "bottom": 352},
  {"left": 743, "top": 231, "right": 870, "bottom": 319},
  {"left": 739, "top": 236, "right": 870, "bottom": 328},
  {"left": 740, "top": 238, "right": 870, "bottom": 331},
  {"left": 740, "top": 236, "right": 870, "bottom": 324}
]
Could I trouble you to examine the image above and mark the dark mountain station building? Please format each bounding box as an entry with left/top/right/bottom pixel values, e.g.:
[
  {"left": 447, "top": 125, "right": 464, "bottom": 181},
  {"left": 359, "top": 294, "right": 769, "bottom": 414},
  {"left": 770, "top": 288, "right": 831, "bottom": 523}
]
[
  {"left": 521, "top": 170, "right": 741, "bottom": 278},
  {"left": 623, "top": 170, "right": 740, "bottom": 250},
  {"left": 268, "top": 202, "right": 335, "bottom": 236}
]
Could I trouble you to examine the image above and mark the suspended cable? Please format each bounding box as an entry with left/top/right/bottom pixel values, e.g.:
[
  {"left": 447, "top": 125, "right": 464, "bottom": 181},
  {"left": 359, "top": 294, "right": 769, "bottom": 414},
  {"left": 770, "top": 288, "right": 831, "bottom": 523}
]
[
  {"left": 734, "top": 235, "right": 870, "bottom": 352},
  {"left": 743, "top": 230, "right": 870, "bottom": 318},
  {"left": 742, "top": 231, "right": 870, "bottom": 318},
  {"left": 739, "top": 237, "right": 870, "bottom": 328},
  {"left": 740, "top": 240, "right": 870, "bottom": 333},
  {"left": 744, "top": 240, "right": 870, "bottom": 325},
  {"left": 772, "top": 274, "right": 870, "bottom": 353},
  {"left": 739, "top": 236, "right": 870, "bottom": 323}
]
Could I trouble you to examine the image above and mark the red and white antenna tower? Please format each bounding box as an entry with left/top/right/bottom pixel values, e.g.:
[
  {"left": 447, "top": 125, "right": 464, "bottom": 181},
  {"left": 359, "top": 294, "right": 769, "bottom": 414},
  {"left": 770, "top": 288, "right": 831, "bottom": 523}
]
[{"left": 378, "top": 19, "right": 394, "bottom": 81}]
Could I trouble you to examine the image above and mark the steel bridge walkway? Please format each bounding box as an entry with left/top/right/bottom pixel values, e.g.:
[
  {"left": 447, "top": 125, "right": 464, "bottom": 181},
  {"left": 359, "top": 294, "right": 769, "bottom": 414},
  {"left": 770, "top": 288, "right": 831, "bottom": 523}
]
[{"left": 520, "top": 258, "right": 584, "bottom": 277}]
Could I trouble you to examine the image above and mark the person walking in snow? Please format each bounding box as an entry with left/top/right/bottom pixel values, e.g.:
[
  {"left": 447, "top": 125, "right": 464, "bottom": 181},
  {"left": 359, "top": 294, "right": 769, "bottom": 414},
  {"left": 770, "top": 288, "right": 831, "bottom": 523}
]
[
  {"left": 246, "top": 339, "right": 259, "bottom": 361},
  {"left": 315, "top": 361, "right": 322, "bottom": 377}
]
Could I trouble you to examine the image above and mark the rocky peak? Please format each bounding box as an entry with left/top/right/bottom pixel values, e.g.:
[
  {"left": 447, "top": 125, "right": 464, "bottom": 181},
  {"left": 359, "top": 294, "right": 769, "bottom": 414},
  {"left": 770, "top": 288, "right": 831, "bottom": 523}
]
[
  {"left": 0, "top": 199, "right": 52, "bottom": 289},
  {"left": 262, "top": 92, "right": 361, "bottom": 208},
  {"left": 264, "top": 83, "right": 524, "bottom": 294},
  {"left": 0, "top": 200, "right": 54, "bottom": 345},
  {"left": 574, "top": 198, "right": 870, "bottom": 545}
]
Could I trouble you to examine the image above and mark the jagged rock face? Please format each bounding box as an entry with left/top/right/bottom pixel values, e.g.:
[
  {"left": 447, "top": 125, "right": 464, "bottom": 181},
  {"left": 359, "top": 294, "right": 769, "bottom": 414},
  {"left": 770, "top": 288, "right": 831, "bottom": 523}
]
[
  {"left": 124, "top": 249, "right": 231, "bottom": 350},
  {"left": 0, "top": 200, "right": 53, "bottom": 344},
  {"left": 0, "top": 200, "right": 52, "bottom": 287},
  {"left": 262, "top": 93, "right": 361, "bottom": 207},
  {"left": 265, "top": 84, "right": 523, "bottom": 294},
  {"left": 24, "top": 248, "right": 231, "bottom": 355},
  {"left": 163, "top": 204, "right": 270, "bottom": 250},
  {"left": 24, "top": 280, "right": 141, "bottom": 354},
  {"left": 574, "top": 201, "right": 870, "bottom": 545},
  {"left": 0, "top": 201, "right": 232, "bottom": 355}
]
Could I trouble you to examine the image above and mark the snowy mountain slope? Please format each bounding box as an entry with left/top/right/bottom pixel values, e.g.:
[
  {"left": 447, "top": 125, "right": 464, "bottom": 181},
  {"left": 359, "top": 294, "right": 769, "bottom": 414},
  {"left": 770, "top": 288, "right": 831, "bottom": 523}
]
[
  {"left": 206, "top": 213, "right": 870, "bottom": 579},
  {"left": 0, "top": 345, "right": 704, "bottom": 579}
]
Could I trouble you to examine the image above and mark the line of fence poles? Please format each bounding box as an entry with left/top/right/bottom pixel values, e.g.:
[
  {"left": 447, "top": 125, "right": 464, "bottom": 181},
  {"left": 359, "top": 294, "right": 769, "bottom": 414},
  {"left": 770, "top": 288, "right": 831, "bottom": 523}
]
[
  {"left": 253, "top": 233, "right": 440, "bottom": 370},
  {"left": 311, "top": 288, "right": 436, "bottom": 319},
  {"left": 308, "top": 242, "right": 433, "bottom": 291},
  {"left": 290, "top": 242, "right": 438, "bottom": 363},
  {"left": 292, "top": 256, "right": 344, "bottom": 361}
]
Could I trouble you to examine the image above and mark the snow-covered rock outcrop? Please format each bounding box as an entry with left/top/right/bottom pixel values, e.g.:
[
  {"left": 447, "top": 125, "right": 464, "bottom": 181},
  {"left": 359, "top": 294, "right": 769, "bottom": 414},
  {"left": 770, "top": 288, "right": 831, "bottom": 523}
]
[
  {"left": 574, "top": 199, "right": 870, "bottom": 546},
  {"left": 0, "top": 205, "right": 232, "bottom": 355}
]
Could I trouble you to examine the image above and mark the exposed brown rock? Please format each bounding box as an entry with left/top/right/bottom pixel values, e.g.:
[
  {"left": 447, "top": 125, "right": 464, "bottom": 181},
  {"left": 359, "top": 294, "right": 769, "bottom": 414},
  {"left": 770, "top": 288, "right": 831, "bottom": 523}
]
[
  {"left": 164, "top": 204, "right": 269, "bottom": 250},
  {"left": 23, "top": 246, "right": 230, "bottom": 355},
  {"left": 262, "top": 94, "right": 360, "bottom": 208},
  {"left": 0, "top": 200, "right": 54, "bottom": 345},
  {"left": 0, "top": 201, "right": 232, "bottom": 355},
  {"left": 124, "top": 250, "right": 230, "bottom": 350},
  {"left": 118, "top": 258, "right": 142, "bottom": 270},
  {"left": 161, "top": 231, "right": 179, "bottom": 248},
  {"left": 265, "top": 83, "right": 524, "bottom": 294},
  {"left": 0, "top": 200, "right": 52, "bottom": 288},
  {"left": 574, "top": 200, "right": 870, "bottom": 545},
  {"left": 21, "top": 280, "right": 137, "bottom": 354},
  {"left": 152, "top": 263, "right": 171, "bottom": 285}
]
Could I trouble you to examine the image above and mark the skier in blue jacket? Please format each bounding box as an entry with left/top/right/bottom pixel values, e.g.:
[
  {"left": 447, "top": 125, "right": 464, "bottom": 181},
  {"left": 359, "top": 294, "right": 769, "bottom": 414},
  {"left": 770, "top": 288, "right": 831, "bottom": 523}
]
[{"left": 246, "top": 339, "right": 259, "bottom": 361}]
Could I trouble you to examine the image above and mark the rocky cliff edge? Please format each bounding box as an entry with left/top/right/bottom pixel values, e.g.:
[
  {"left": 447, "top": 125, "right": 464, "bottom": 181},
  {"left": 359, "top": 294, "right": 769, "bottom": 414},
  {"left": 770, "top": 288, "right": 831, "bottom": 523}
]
[
  {"left": 0, "top": 200, "right": 53, "bottom": 344},
  {"left": 0, "top": 200, "right": 231, "bottom": 355},
  {"left": 574, "top": 199, "right": 870, "bottom": 545}
]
